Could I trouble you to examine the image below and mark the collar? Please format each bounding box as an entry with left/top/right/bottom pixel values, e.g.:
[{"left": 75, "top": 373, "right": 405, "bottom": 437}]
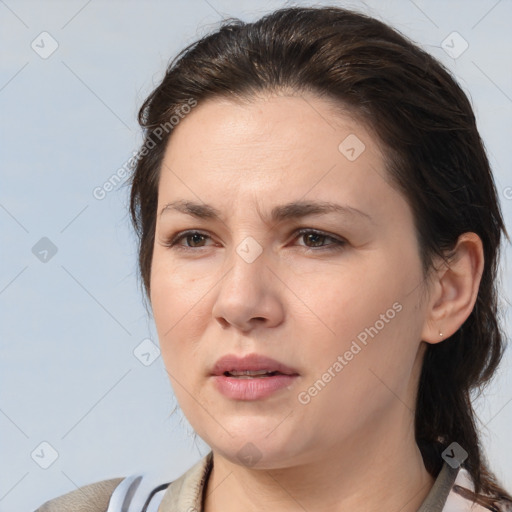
[
  {"left": 157, "top": 452, "right": 464, "bottom": 512},
  {"left": 158, "top": 451, "right": 213, "bottom": 511}
]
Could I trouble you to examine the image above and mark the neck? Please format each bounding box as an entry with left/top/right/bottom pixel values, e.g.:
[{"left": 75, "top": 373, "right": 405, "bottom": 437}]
[{"left": 203, "top": 407, "right": 434, "bottom": 512}]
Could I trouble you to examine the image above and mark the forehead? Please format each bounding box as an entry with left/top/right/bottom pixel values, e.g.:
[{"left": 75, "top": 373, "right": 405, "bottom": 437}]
[
  {"left": 157, "top": 93, "right": 402, "bottom": 225},
  {"left": 165, "top": 92, "right": 376, "bottom": 160}
]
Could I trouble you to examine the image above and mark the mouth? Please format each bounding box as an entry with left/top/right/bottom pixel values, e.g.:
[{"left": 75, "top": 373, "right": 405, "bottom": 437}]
[
  {"left": 210, "top": 353, "right": 299, "bottom": 400},
  {"left": 210, "top": 353, "right": 299, "bottom": 377},
  {"left": 222, "top": 369, "right": 290, "bottom": 378}
]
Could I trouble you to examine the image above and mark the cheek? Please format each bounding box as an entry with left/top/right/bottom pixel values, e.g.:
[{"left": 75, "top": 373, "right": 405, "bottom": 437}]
[
  {"left": 150, "top": 254, "right": 209, "bottom": 373},
  {"left": 297, "top": 249, "right": 423, "bottom": 381},
  {"left": 292, "top": 256, "right": 404, "bottom": 340},
  {"left": 295, "top": 303, "right": 422, "bottom": 442}
]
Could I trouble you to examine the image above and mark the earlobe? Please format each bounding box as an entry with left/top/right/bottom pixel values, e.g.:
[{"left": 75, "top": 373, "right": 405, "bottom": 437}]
[{"left": 421, "top": 232, "right": 484, "bottom": 345}]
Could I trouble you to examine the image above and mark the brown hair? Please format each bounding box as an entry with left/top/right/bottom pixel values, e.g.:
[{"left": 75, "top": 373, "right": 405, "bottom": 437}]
[{"left": 129, "top": 6, "right": 511, "bottom": 506}]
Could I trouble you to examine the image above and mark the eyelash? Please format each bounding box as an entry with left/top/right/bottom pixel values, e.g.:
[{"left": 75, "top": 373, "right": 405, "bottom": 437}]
[{"left": 163, "top": 228, "right": 346, "bottom": 253}]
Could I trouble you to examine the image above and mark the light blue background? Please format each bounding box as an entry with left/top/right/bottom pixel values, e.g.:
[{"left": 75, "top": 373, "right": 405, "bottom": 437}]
[{"left": 1, "top": 1, "right": 511, "bottom": 510}]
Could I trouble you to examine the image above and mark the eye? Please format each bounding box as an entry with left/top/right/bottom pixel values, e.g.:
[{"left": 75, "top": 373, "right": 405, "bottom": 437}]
[
  {"left": 163, "top": 228, "right": 346, "bottom": 252},
  {"left": 294, "top": 228, "right": 346, "bottom": 251},
  {"left": 165, "top": 230, "right": 213, "bottom": 249}
]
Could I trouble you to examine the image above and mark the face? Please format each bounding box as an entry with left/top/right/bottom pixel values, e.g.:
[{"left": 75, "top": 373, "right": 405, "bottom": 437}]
[{"left": 150, "top": 92, "right": 430, "bottom": 469}]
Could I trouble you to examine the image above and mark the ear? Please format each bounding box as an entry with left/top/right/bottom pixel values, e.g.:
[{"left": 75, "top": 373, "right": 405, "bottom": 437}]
[{"left": 421, "top": 232, "right": 484, "bottom": 344}]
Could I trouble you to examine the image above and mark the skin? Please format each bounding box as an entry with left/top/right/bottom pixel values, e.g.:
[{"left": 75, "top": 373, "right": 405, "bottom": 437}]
[{"left": 150, "top": 92, "right": 484, "bottom": 512}]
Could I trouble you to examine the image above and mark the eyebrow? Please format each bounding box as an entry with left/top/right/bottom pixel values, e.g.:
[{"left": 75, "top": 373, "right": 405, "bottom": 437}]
[{"left": 159, "top": 199, "right": 372, "bottom": 224}]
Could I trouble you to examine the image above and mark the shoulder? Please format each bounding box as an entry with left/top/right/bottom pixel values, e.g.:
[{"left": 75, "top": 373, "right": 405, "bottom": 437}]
[{"left": 34, "top": 477, "right": 124, "bottom": 512}]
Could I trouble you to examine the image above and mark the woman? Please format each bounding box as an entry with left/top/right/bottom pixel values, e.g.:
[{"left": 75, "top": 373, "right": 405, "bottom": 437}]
[{"left": 36, "top": 5, "right": 512, "bottom": 512}]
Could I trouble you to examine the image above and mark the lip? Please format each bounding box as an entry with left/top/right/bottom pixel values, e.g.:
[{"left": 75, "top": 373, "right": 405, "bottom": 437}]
[
  {"left": 210, "top": 353, "right": 299, "bottom": 376},
  {"left": 210, "top": 353, "right": 300, "bottom": 401}
]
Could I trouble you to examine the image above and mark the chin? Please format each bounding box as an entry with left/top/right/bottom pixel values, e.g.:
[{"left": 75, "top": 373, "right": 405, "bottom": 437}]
[
  {"left": 205, "top": 426, "right": 305, "bottom": 469},
  {"left": 219, "top": 443, "right": 293, "bottom": 470}
]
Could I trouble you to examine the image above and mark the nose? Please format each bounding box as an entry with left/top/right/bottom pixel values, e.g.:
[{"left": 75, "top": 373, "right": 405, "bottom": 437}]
[{"left": 211, "top": 240, "right": 284, "bottom": 332}]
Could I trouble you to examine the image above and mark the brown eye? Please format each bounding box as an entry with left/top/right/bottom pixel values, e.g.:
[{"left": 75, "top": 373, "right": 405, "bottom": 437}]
[
  {"left": 294, "top": 229, "right": 346, "bottom": 251},
  {"left": 183, "top": 233, "right": 208, "bottom": 247},
  {"left": 302, "top": 232, "right": 327, "bottom": 247},
  {"left": 165, "top": 231, "right": 212, "bottom": 249}
]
